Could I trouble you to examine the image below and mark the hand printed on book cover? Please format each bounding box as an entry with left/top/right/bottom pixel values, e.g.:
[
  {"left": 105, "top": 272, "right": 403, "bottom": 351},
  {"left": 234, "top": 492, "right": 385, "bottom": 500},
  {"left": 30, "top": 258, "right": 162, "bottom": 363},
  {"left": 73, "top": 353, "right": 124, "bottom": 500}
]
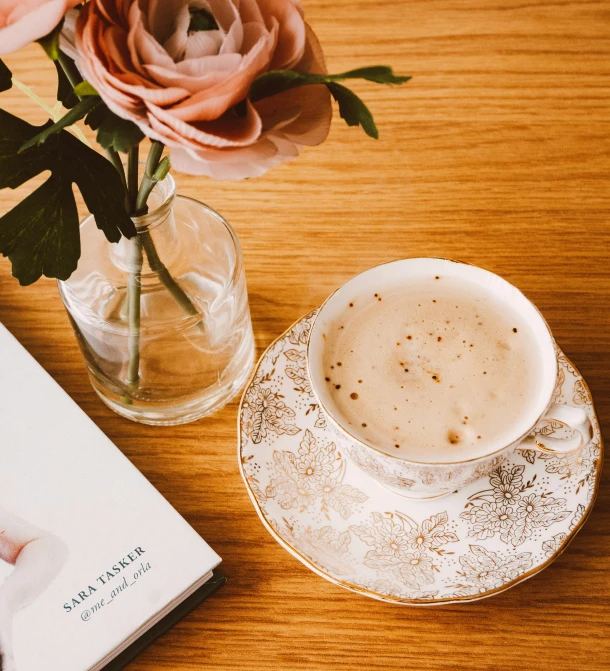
[{"left": 0, "top": 507, "right": 68, "bottom": 671}]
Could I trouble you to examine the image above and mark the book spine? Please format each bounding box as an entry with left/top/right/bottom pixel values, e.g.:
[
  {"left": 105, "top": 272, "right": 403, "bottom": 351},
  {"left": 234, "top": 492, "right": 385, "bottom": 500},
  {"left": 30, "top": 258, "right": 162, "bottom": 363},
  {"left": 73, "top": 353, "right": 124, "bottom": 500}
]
[{"left": 102, "top": 570, "right": 226, "bottom": 671}]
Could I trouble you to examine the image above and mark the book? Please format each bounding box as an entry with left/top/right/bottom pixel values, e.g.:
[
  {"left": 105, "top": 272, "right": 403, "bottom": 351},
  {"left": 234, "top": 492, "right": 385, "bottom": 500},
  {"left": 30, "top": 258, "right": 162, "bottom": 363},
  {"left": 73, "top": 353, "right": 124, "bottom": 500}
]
[{"left": 0, "top": 323, "right": 224, "bottom": 671}]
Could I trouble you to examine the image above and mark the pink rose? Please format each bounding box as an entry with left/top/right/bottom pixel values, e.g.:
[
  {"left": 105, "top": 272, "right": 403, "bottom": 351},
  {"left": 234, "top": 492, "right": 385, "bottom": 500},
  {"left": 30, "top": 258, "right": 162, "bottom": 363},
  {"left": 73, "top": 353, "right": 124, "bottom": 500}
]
[
  {"left": 0, "top": 0, "right": 80, "bottom": 56},
  {"left": 74, "top": 0, "right": 332, "bottom": 179}
]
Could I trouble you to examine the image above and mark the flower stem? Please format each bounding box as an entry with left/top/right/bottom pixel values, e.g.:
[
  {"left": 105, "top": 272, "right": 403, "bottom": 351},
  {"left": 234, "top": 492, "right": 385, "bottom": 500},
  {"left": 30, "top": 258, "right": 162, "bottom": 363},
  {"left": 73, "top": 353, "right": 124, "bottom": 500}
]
[
  {"left": 135, "top": 141, "right": 163, "bottom": 214},
  {"left": 135, "top": 142, "right": 205, "bottom": 334},
  {"left": 57, "top": 50, "right": 82, "bottom": 89},
  {"left": 122, "top": 142, "right": 207, "bottom": 401},
  {"left": 127, "top": 144, "right": 139, "bottom": 213},
  {"left": 140, "top": 232, "right": 204, "bottom": 332},
  {"left": 126, "top": 237, "right": 143, "bottom": 388},
  {"left": 122, "top": 145, "right": 143, "bottom": 403}
]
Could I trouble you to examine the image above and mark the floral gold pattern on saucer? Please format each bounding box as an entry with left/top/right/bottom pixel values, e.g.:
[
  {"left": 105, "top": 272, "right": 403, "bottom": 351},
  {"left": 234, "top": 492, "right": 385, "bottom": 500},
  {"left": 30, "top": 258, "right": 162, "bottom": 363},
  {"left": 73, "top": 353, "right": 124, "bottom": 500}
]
[{"left": 238, "top": 310, "right": 603, "bottom": 604}]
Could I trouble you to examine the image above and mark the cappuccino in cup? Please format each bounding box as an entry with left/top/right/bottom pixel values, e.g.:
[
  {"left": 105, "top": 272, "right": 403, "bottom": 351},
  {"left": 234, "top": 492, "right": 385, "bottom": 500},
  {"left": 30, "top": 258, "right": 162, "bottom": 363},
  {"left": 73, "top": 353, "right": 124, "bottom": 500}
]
[
  {"left": 321, "top": 275, "right": 542, "bottom": 462},
  {"left": 308, "top": 258, "right": 590, "bottom": 498}
]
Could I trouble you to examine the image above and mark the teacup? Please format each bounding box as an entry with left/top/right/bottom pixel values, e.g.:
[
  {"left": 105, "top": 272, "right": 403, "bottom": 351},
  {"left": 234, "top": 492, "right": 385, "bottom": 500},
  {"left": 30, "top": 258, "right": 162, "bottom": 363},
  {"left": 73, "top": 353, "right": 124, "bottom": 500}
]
[{"left": 307, "top": 258, "right": 592, "bottom": 498}]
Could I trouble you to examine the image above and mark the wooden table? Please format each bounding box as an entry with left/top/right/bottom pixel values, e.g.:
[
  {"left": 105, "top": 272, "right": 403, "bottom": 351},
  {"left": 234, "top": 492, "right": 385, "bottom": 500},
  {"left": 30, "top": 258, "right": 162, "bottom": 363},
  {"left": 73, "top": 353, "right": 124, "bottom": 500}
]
[{"left": 1, "top": 1, "right": 609, "bottom": 669}]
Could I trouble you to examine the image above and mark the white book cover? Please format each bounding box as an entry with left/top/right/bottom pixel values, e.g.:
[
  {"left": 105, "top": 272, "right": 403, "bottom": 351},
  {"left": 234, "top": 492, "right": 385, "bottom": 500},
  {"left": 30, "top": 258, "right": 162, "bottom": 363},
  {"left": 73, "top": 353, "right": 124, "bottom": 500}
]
[{"left": 0, "top": 323, "right": 221, "bottom": 671}]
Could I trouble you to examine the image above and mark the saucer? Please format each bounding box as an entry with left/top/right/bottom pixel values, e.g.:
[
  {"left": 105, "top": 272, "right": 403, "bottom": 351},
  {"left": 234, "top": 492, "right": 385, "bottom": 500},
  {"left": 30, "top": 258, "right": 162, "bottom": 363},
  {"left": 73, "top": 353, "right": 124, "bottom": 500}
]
[{"left": 238, "top": 309, "right": 603, "bottom": 604}]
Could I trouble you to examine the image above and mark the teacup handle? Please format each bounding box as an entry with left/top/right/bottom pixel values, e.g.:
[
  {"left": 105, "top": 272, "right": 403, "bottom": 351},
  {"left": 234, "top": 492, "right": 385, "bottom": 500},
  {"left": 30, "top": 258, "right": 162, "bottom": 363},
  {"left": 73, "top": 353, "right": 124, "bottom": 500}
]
[{"left": 521, "top": 402, "right": 592, "bottom": 454}]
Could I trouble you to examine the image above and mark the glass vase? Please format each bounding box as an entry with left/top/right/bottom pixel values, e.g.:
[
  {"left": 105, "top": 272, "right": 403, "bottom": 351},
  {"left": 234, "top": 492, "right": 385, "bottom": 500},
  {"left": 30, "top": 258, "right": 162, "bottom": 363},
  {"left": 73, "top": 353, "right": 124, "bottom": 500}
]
[{"left": 58, "top": 173, "right": 254, "bottom": 425}]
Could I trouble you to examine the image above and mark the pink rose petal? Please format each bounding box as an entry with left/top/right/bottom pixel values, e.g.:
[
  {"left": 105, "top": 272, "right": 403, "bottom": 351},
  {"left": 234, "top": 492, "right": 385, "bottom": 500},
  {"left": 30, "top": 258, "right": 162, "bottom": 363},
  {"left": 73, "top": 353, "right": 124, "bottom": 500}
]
[
  {"left": 0, "top": 0, "right": 80, "bottom": 55},
  {"left": 75, "top": 0, "right": 332, "bottom": 179}
]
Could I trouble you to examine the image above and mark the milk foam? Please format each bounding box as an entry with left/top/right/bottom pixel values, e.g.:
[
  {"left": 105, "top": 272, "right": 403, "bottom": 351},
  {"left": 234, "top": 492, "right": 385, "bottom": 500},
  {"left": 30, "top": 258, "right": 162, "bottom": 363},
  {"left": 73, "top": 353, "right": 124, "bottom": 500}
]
[{"left": 322, "top": 275, "right": 542, "bottom": 462}]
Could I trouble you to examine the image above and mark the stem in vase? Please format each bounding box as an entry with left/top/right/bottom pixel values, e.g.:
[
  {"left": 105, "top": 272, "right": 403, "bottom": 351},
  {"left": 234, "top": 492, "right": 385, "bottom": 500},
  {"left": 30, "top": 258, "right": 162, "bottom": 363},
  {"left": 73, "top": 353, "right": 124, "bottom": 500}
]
[
  {"left": 126, "top": 237, "right": 142, "bottom": 387},
  {"left": 135, "top": 142, "right": 206, "bottom": 334},
  {"left": 140, "top": 232, "right": 205, "bottom": 333},
  {"left": 123, "top": 142, "right": 207, "bottom": 400},
  {"left": 122, "top": 145, "right": 143, "bottom": 403}
]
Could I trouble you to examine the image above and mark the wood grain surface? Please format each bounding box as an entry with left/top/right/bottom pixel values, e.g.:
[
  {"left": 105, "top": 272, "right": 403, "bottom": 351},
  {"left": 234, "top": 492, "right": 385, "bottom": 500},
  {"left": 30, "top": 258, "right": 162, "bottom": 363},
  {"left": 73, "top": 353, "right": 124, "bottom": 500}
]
[{"left": 1, "top": 1, "right": 609, "bottom": 669}]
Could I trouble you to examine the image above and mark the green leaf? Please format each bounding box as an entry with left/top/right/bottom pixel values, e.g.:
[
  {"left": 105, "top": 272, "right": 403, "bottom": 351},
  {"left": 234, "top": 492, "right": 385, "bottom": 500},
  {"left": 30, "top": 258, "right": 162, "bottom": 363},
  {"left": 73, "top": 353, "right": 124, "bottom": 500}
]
[
  {"left": 0, "top": 114, "right": 55, "bottom": 189},
  {"left": 249, "top": 66, "right": 410, "bottom": 102},
  {"left": 67, "top": 132, "right": 136, "bottom": 242},
  {"left": 0, "top": 174, "right": 80, "bottom": 285},
  {"left": 336, "top": 66, "right": 411, "bottom": 85},
  {"left": 250, "top": 70, "right": 321, "bottom": 102},
  {"left": 84, "top": 102, "right": 108, "bottom": 131},
  {"left": 96, "top": 112, "right": 145, "bottom": 153},
  {"left": 19, "top": 96, "right": 101, "bottom": 152},
  {"left": 54, "top": 60, "right": 78, "bottom": 109},
  {"left": 38, "top": 24, "right": 62, "bottom": 61},
  {"left": 0, "top": 58, "right": 11, "bottom": 92},
  {"left": 248, "top": 66, "right": 406, "bottom": 138},
  {"left": 0, "top": 108, "right": 135, "bottom": 285},
  {"left": 73, "top": 81, "right": 98, "bottom": 97},
  {"left": 326, "top": 82, "right": 378, "bottom": 139}
]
